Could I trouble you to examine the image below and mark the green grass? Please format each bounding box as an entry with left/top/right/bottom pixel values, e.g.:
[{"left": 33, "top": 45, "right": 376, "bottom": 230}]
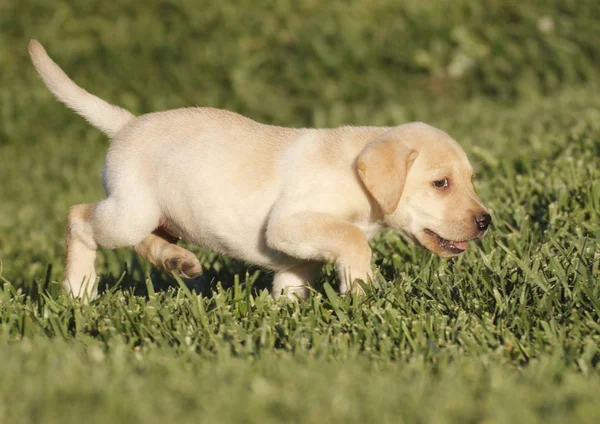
[{"left": 1, "top": 1, "right": 600, "bottom": 423}]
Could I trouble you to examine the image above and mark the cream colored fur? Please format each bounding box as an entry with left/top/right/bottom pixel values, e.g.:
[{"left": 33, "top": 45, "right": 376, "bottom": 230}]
[{"left": 29, "top": 40, "right": 490, "bottom": 301}]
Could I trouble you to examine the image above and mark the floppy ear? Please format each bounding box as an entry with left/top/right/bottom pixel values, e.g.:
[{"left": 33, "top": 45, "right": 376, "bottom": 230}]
[{"left": 356, "top": 138, "right": 417, "bottom": 214}]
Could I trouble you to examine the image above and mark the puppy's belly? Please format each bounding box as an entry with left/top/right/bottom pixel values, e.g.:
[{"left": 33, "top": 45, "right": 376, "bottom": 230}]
[
  {"left": 143, "top": 129, "right": 297, "bottom": 271},
  {"left": 158, "top": 194, "right": 294, "bottom": 272}
]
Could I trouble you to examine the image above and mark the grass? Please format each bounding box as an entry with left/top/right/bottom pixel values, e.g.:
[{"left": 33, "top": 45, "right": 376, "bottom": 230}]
[{"left": 1, "top": 1, "right": 600, "bottom": 423}]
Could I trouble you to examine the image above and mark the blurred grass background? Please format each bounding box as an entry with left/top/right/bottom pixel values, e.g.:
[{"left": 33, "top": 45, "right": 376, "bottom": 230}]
[
  {"left": 0, "top": 1, "right": 600, "bottom": 423},
  {"left": 2, "top": 0, "right": 599, "bottom": 126}
]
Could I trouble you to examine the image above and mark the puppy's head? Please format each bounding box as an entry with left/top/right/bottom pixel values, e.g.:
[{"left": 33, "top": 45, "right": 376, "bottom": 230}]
[{"left": 357, "top": 122, "right": 490, "bottom": 257}]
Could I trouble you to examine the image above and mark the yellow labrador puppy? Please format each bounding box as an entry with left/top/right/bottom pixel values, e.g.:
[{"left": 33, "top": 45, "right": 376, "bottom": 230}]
[{"left": 29, "top": 40, "right": 491, "bottom": 301}]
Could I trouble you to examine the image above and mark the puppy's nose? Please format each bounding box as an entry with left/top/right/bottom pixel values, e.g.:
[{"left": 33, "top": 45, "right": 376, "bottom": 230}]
[{"left": 474, "top": 213, "right": 492, "bottom": 231}]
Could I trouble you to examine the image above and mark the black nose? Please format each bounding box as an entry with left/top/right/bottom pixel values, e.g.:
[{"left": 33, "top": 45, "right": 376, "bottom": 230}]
[{"left": 474, "top": 213, "right": 491, "bottom": 231}]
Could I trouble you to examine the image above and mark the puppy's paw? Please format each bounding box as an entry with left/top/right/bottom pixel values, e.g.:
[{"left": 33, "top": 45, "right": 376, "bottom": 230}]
[
  {"left": 349, "top": 280, "right": 367, "bottom": 296},
  {"left": 62, "top": 273, "right": 98, "bottom": 302},
  {"left": 164, "top": 253, "right": 202, "bottom": 279},
  {"left": 337, "top": 262, "right": 373, "bottom": 296}
]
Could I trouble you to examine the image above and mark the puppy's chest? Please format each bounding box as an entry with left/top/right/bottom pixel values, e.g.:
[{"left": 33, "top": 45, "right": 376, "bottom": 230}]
[{"left": 355, "top": 219, "right": 383, "bottom": 240}]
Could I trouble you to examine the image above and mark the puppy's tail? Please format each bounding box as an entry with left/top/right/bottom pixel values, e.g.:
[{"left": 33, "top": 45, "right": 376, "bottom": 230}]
[{"left": 28, "top": 40, "right": 134, "bottom": 138}]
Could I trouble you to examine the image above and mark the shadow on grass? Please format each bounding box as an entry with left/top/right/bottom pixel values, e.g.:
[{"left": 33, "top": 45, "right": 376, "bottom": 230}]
[
  {"left": 8, "top": 253, "right": 275, "bottom": 302},
  {"left": 15, "top": 245, "right": 408, "bottom": 302},
  {"left": 95, "top": 253, "right": 278, "bottom": 299}
]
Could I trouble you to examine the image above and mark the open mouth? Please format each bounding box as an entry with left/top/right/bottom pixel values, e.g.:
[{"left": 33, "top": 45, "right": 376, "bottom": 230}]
[{"left": 424, "top": 229, "right": 470, "bottom": 254}]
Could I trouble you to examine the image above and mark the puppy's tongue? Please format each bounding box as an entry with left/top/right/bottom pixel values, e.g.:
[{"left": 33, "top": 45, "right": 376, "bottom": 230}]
[{"left": 451, "top": 240, "right": 468, "bottom": 251}]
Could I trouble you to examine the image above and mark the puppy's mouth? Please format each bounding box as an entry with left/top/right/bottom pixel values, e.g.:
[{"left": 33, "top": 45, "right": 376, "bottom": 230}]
[{"left": 423, "top": 229, "right": 471, "bottom": 255}]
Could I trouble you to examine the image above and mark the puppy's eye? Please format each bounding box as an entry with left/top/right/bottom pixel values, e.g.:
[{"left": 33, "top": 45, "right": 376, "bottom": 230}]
[{"left": 433, "top": 178, "right": 449, "bottom": 188}]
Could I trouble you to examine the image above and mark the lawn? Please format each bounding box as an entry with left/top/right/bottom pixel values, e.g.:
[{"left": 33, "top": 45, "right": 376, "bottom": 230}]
[{"left": 0, "top": 1, "right": 599, "bottom": 423}]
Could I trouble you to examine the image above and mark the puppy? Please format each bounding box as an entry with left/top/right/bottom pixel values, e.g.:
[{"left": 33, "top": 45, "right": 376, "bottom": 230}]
[{"left": 29, "top": 40, "right": 491, "bottom": 301}]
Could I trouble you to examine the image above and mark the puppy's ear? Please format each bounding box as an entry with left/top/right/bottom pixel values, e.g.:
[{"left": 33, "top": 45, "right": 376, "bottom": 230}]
[{"left": 356, "top": 138, "right": 417, "bottom": 214}]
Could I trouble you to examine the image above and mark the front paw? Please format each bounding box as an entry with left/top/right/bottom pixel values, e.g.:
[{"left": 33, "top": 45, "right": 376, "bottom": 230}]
[
  {"left": 349, "top": 280, "right": 367, "bottom": 295},
  {"left": 337, "top": 263, "right": 373, "bottom": 296}
]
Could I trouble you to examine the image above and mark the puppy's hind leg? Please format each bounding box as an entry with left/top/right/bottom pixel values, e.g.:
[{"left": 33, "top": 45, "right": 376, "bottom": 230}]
[
  {"left": 64, "top": 204, "right": 98, "bottom": 299},
  {"left": 134, "top": 228, "right": 202, "bottom": 279},
  {"left": 64, "top": 196, "right": 161, "bottom": 300}
]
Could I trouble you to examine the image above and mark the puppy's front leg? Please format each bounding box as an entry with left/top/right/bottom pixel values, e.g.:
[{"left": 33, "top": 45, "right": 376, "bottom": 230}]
[{"left": 267, "top": 212, "right": 373, "bottom": 295}]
